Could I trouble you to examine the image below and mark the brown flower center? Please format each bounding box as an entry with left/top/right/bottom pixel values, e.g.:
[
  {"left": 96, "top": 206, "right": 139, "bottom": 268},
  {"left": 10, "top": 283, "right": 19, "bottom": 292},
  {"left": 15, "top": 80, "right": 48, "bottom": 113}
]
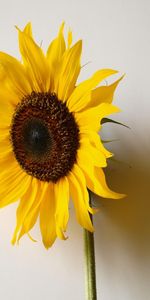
[{"left": 10, "top": 92, "right": 80, "bottom": 182}]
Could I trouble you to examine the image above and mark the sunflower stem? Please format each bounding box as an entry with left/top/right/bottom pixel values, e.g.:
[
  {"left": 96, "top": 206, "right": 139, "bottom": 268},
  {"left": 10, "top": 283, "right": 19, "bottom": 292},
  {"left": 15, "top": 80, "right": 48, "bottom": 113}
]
[{"left": 83, "top": 191, "right": 97, "bottom": 300}]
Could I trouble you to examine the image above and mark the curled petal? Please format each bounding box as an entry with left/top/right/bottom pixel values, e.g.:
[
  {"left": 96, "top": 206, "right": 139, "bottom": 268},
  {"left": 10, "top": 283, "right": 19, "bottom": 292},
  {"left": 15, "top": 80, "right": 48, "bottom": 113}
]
[{"left": 67, "top": 69, "right": 118, "bottom": 112}]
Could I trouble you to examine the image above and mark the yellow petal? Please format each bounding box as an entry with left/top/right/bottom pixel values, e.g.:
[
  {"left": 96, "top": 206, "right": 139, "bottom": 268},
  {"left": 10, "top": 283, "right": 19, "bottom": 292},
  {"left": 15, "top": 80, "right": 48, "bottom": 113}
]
[
  {"left": 0, "top": 64, "right": 7, "bottom": 81},
  {"left": 17, "top": 27, "right": 50, "bottom": 92},
  {"left": 57, "top": 40, "right": 82, "bottom": 101},
  {"left": 17, "top": 181, "right": 49, "bottom": 242},
  {"left": 78, "top": 138, "right": 107, "bottom": 168},
  {"left": 68, "top": 165, "right": 94, "bottom": 232},
  {"left": 47, "top": 22, "right": 65, "bottom": 63},
  {"left": 23, "top": 22, "right": 33, "bottom": 37},
  {"left": 80, "top": 129, "right": 112, "bottom": 158},
  {"left": 0, "top": 89, "right": 14, "bottom": 127},
  {"left": 0, "top": 63, "right": 17, "bottom": 105},
  {"left": 0, "top": 138, "right": 12, "bottom": 159},
  {"left": 0, "top": 153, "right": 18, "bottom": 175},
  {"left": 72, "top": 164, "right": 95, "bottom": 214},
  {"left": 67, "top": 69, "right": 118, "bottom": 112},
  {"left": 67, "top": 29, "right": 73, "bottom": 48},
  {"left": 0, "top": 52, "right": 31, "bottom": 98},
  {"left": 0, "top": 127, "right": 10, "bottom": 139},
  {"left": 47, "top": 22, "right": 66, "bottom": 91},
  {"left": 12, "top": 177, "right": 38, "bottom": 244},
  {"left": 75, "top": 102, "right": 120, "bottom": 132},
  {"left": 0, "top": 152, "right": 14, "bottom": 172},
  {"left": 0, "top": 162, "right": 31, "bottom": 208},
  {"left": 90, "top": 75, "right": 124, "bottom": 107},
  {"left": 40, "top": 183, "right": 56, "bottom": 249},
  {"left": 78, "top": 158, "right": 125, "bottom": 199},
  {"left": 0, "top": 76, "right": 21, "bottom": 106},
  {"left": 54, "top": 177, "right": 69, "bottom": 240}
]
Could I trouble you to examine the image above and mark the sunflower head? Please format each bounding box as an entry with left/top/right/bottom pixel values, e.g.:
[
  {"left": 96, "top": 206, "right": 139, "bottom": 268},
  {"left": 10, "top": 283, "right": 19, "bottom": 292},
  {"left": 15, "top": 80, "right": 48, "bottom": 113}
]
[{"left": 0, "top": 22, "right": 124, "bottom": 249}]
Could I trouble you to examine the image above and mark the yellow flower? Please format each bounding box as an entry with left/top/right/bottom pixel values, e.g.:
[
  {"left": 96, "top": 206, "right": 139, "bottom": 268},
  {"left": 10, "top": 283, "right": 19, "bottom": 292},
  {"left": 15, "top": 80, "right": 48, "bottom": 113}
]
[{"left": 0, "top": 23, "right": 124, "bottom": 249}]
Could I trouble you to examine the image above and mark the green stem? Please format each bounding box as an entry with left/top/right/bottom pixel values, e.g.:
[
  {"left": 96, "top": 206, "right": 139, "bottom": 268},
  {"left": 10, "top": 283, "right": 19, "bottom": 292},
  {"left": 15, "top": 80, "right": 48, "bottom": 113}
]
[{"left": 83, "top": 191, "right": 97, "bottom": 300}]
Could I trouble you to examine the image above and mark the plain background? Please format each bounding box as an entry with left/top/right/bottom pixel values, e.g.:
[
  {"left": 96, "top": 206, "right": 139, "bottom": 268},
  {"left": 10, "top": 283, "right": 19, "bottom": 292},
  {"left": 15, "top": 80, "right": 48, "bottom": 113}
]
[{"left": 0, "top": 0, "right": 149, "bottom": 299}]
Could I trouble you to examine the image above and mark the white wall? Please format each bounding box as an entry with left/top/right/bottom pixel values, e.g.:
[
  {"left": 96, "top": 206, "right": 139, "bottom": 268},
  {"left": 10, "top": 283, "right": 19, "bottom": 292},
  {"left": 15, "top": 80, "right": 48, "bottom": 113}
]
[{"left": 0, "top": 0, "right": 149, "bottom": 299}]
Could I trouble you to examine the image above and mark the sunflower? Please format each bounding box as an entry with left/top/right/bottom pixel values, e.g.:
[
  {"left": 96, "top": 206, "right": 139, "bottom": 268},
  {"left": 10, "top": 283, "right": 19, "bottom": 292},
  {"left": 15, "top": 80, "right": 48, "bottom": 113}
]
[{"left": 0, "top": 23, "right": 124, "bottom": 249}]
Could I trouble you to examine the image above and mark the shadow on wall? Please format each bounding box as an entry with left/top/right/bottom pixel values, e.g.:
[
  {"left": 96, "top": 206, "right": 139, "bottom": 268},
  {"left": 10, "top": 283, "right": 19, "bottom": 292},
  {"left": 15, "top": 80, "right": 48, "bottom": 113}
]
[{"left": 94, "top": 134, "right": 150, "bottom": 265}]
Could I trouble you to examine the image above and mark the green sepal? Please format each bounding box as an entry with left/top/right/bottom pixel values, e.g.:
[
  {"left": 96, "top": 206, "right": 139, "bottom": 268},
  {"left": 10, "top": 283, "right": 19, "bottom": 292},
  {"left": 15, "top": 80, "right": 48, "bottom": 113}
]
[
  {"left": 101, "top": 139, "right": 119, "bottom": 144},
  {"left": 101, "top": 118, "right": 130, "bottom": 129}
]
